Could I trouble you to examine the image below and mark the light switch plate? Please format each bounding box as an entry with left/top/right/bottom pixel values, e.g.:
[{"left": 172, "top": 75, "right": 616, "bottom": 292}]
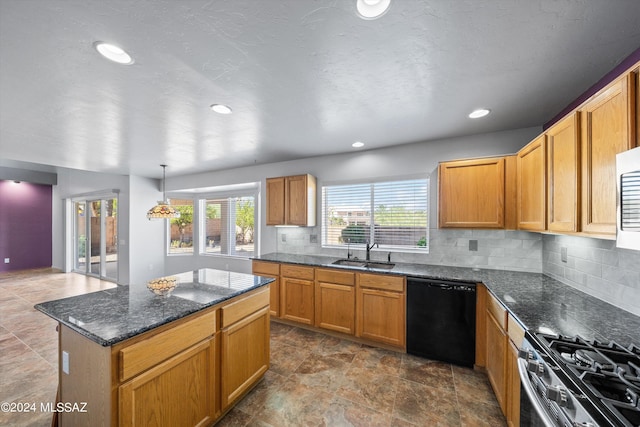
[
  {"left": 3, "top": 258, "right": 9, "bottom": 264},
  {"left": 561, "top": 247, "right": 568, "bottom": 263},
  {"left": 469, "top": 240, "right": 478, "bottom": 251}
]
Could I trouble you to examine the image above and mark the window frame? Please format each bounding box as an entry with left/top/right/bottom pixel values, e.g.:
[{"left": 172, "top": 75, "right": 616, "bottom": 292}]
[
  {"left": 199, "top": 187, "right": 259, "bottom": 259},
  {"left": 166, "top": 183, "right": 260, "bottom": 260},
  {"left": 166, "top": 197, "right": 195, "bottom": 256},
  {"left": 321, "top": 176, "right": 429, "bottom": 253}
]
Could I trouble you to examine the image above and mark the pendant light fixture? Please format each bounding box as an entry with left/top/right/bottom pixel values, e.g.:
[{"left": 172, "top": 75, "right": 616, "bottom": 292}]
[{"left": 146, "top": 165, "right": 180, "bottom": 220}]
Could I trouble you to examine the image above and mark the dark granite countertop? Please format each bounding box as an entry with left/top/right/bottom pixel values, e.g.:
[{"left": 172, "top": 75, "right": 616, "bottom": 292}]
[
  {"left": 255, "top": 253, "right": 640, "bottom": 347},
  {"left": 35, "top": 269, "right": 274, "bottom": 347}
]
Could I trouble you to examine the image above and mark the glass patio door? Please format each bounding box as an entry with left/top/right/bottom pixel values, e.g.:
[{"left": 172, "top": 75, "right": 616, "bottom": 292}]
[{"left": 74, "top": 196, "right": 118, "bottom": 282}]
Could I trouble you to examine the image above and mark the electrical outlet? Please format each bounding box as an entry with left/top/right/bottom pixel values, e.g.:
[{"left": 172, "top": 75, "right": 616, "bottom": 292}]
[
  {"left": 281, "top": 234, "right": 287, "bottom": 242},
  {"left": 561, "top": 247, "right": 568, "bottom": 263},
  {"left": 3, "top": 258, "right": 9, "bottom": 264},
  {"left": 62, "top": 351, "right": 69, "bottom": 374},
  {"left": 469, "top": 240, "right": 478, "bottom": 251},
  {"left": 309, "top": 234, "right": 318, "bottom": 244}
]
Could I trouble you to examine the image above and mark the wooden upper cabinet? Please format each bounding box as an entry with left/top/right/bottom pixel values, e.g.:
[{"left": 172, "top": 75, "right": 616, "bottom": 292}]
[
  {"left": 580, "top": 73, "right": 636, "bottom": 236},
  {"left": 266, "top": 174, "right": 316, "bottom": 226},
  {"left": 546, "top": 113, "right": 580, "bottom": 232},
  {"left": 439, "top": 156, "right": 515, "bottom": 229},
  {"left": 266, "top": 177, "right": 285, "bottom": 225},
  {"left": 516, "top": 135, "right": 546, "bottom": 231}
]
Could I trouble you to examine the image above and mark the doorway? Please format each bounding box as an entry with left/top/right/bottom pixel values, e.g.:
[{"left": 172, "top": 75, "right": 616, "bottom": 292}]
[{"left": 73, "top": 196, "right": 118, "bottom": 282}]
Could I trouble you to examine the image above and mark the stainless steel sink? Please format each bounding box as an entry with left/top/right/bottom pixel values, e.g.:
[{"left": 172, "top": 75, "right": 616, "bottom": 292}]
[
  {"left": 332, "top": 259, "right": 367, "bottom": 267},
  {"left": 331, "top": 259, "right": 395, "bottom": 270},
  {"left": 364, "top": 262, "right": 395, "bottom": 270}
]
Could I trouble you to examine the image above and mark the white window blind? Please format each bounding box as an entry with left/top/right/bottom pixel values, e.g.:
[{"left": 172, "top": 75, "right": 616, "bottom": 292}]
[{"left": 322, "top": 178, "right": 428, "bottom": 251}]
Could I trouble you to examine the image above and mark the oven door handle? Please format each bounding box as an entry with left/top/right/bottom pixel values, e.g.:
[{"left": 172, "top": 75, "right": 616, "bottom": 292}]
[{"left": 517, "top": 358, "right": 556, "bottom": 427}]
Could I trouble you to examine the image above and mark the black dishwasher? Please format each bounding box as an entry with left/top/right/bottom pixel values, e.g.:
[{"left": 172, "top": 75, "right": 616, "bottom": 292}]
[{"left": 406, "top": 277, "right": 476, "bottom": 367}]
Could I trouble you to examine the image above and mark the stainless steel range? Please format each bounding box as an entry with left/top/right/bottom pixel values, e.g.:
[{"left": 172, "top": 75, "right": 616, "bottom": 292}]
[{"left": 518, "top": 331, "right": 640, "bottom": 427}]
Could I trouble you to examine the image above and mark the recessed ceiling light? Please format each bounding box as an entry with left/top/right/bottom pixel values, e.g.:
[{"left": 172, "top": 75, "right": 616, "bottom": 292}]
[
  {"left": 352, "top": 141, "right": 365, "bottom": 148},
  {"left": 468, "top": 108, "right": 491, "bottom": 119},
  {"left": 356, "top": 0, "right": 391, "bottom": 19},
  {"left": 210, "top": 104, "right": 233, "bottom": 114},
  {"left": 93, "top": 42, "right": 133, "bottom": 65}
]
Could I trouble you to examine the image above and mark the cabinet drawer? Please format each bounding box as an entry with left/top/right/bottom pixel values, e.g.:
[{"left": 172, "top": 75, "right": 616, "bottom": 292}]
[
  {"left": 507, "top": 314, "right": 525, "bottom": 348},
  {"left": 281, "top": 264, "right": 315, "bottom": 281},
  {"left": 487, "top": 292, "right": 507, "bottom": 329},
  {"left": 358, "top": 273, "right": 405, "bottom": 292},
  {"left": 316, "top": 268, "right": 355, "bottom": 286},
  {"left": 119, "top": 309, "right": 216, "bottom": 382},
  {"left": 221, "top": 287, "right": 270, "bottom": 328},
  {"left": 252, "top": 260, "right": 280, "bottom": 276}
]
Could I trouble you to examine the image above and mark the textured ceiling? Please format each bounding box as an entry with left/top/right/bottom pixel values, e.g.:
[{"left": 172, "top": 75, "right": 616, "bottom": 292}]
[{"left": 1, "top": 0, "right": 640, "bottom": 178}]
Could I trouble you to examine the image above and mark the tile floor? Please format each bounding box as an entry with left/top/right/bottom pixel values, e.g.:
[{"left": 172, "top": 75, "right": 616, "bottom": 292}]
[{"left": 0, "top": 269, "right": 506, "bottom": 427}]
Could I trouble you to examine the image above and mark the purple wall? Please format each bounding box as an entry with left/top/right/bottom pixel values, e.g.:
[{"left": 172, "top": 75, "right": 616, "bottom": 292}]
[
  {"left": 0, "top": 180, "right": 52, "bottom": 272},
  {"left": 544, "top": 46, "right": 640, "bottom": 130}
]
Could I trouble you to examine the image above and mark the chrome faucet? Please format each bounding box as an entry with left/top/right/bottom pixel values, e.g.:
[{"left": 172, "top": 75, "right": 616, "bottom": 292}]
[{"left": 365, "top": 240, "right": 378, "bottom": 261}]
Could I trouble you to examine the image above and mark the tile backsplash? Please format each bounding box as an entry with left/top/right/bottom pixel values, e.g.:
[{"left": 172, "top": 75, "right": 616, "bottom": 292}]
[
  {"left": 542, "top": 234, "right": 640, "bottom": 316},
  {"left": 275, "top": 227, "right": 543, "bottom": 272}
]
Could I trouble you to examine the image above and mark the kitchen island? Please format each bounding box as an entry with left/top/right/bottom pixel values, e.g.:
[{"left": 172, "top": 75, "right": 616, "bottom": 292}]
[{"left": 35, "top": 269, "right": 274, "bottom": 427}]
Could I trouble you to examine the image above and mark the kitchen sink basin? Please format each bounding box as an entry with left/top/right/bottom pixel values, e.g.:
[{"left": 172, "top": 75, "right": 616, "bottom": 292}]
[
  {"left": 331, "top": 259, "right": 396, "bottom": 270},
  {"left": 332, "top": 259, "right": 367, "bottom": 267},
  {"left": 364, "top": 262, "right": 395, "bottom": 270}
]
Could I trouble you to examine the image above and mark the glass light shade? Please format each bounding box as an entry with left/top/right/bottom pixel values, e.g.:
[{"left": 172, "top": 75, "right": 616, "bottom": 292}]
[{"left": 146, "top": 202, "right": 181, "bottom": 220}]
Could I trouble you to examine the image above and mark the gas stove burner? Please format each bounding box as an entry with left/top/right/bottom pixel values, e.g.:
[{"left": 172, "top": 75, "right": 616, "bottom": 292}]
[{"left": 574, "top": 348, "right": 615, "bottom": 371}]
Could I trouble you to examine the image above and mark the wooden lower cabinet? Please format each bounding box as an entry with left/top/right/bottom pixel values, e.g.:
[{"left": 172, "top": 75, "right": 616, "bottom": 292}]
[
  {"left": 507, "top": 340, "right": 521, "bottom": 427},
  {"left": 220, "top": 306, "right": 270, "bottom": 409},
  {"left": 280, "top": 264, "right": 315, "bottom": 325},
  {"left": 119, "top": 338, "right": 217, "bottom": 427},
  {"left": 315, "top": 268, "right": 356, "bottom": 335},
  {"left": 356, "top": 273, "right": 406, "bottom": 348},
  {"left": 481, "top": 289, "right": 524, "bottom": 427}
]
